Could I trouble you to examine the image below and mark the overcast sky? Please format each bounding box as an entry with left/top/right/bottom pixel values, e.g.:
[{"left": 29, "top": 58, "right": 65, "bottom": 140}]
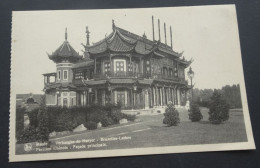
[{"left": 11, "top": 5, "right": 246, "bottom": 94}]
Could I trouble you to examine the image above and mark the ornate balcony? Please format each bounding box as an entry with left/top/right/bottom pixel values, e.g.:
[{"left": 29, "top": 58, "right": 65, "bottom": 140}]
[
  {"left": 92, "top": 71, "right": 187, "bottom": 84},
  {"left": 93, "top": 71, "right": 144, "bottom": 79}
]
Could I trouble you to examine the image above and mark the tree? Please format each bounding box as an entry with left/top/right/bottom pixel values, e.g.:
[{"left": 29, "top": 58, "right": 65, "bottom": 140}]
[
  {"left": 16, "top": 106, "right": 26, "bottom": 139},
  {"left": 221, "top": 84, "right": 242, "bottom": 108},
  {"left": 208, "top": 90, "right": 230, "bottom": 124},
  {"left": 163, "top": 102, "right": 180, "bottom": 126},
  {"left": 188, "top": 102, "right": 203, "bottom": 122},
  {"left": 36, "top": 95, "right": 49, "bottom": 142}
]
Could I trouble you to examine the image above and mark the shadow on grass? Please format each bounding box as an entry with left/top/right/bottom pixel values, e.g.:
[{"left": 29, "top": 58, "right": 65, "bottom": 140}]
[
  {"left": 199, "top": 120, "right": 230, "bottom": 125},
  {"left": 198, "top": 120, "right": 212, "bottom": 125}
]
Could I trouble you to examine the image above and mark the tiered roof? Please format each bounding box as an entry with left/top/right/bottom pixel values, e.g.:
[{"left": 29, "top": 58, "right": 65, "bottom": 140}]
[
  {"left": 84, "top": 24, "right": 189, "bottom": 61},
  {"left": 48, "top": 28, "right": 82, "bottom": 63}
]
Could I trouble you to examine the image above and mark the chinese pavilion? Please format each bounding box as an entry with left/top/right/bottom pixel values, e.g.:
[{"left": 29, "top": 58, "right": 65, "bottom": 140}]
[{"left": 43, "top": 19, "right": 192, "bottom": 110}]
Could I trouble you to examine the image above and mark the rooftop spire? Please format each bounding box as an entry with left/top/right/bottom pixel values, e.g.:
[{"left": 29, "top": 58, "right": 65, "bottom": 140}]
[
  {"left": 143, "top": 32, "right": 147, "bottom": 39},
  {"left": 112, "top": 19, "right": 115, "bottom": 30},
  {"left": 65, "top": 27, "right": 68, "bottom": 41},
  {"left": 86, "top": 26, "right": 90, "bottom": 46}
]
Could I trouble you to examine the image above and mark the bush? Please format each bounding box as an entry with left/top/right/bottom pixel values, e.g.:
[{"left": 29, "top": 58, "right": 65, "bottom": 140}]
[
  {"left": 208, "top": 91, "right": 230, "bottom": 124},
  {"left": 16, "top": 106, "right": 26, "bottom": 139},
  {"left": 101, "top": 117, "right": 114, "bottom": 127},
  {"left": 84, "top": 121, "right": 97, "bottom": 130},
  {"left": 28, "top": 108, "right": 39, "bottom": 127},
  {"left": 21, "top": 103, "right": 125, "bottom": 140},
  {"left": 36, "top": 96, "right": 49, "bottom": 142},
  {"left": 123, "top": 114, "right": 136, "bottom": 122},
  {"left": 17, "top": 126, "right": 38, "bottom": 144},
  {"left": 55, "top": 108, "right": 74, "bottom": 132},
  {"left": 163, "top": 104, "right": 180, "bottom": 126},
  {"left": 110, "top": 111, "right": 124, "bottom": 124},
  {"left": 188, "top": 102, "right": 203, "bottom": 122}
]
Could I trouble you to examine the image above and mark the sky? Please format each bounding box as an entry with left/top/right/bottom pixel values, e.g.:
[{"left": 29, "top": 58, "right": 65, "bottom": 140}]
[{"left": 11, "top": 5, "right": 246, "bottom": 94}]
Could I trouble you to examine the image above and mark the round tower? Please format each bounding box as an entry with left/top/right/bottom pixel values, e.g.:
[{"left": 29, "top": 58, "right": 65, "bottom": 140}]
[{"left": 46, "top": 28, "right": 82, "bottom": 107}]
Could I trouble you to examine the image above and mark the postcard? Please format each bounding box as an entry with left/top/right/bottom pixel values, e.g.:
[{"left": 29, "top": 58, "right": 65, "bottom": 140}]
[{"left": 10, "top": 5, "right": 255, "bottom": 162}]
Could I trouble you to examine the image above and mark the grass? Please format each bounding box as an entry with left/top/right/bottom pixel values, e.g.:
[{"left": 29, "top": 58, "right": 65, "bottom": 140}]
[{"left": 16, "top": 108, "right": 248, "bottom": 154}]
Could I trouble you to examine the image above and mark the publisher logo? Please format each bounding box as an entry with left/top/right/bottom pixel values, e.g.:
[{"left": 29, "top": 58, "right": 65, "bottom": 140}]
[{"left": 24, "top": 143, "right": 32, "bottom": 152}]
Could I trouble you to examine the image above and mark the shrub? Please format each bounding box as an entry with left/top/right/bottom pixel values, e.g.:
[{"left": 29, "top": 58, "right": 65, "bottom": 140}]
[
  {"left": 17, "top": 126, "right": 38, "bottom": 144},
  {"left": 101, "top": 117, "right": 114, "bottom": 127},
  {"left": 16, "top": 106, "right": 26, "bottom": 139},
  {"left": 55, "top": 108, "right": 74, "bottom": 132},
  {"left": 208, "top": 91, "right": 230, "bottom": 124},
  {"left": 28, "top": 108, "right": 39, "bottom": 127},
  {"left": 84, "top": 121, "right": 97, "bottom": 130},
  {"left": 110, "top": 111, "right": 124, "bottom": 124},
  {"left": 46, "top": 106, "right": 64, "bottom": 132},
  {"left": 188, "top": 102, "right": 203, "bottom": 122},
  {"left": 123, "top": 114, "right": 136, "bottom": 122},
  {"left": 163, "top": 104, "right": 180, "bottom": 126},
  {"left": 36, "top": 96, "right": 49, "bottom": 142}
]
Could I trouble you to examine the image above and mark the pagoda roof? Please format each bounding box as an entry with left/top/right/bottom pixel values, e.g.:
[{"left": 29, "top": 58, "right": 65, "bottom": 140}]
[
  {"left": 48, "top": 28, "right": 82, "bottom": 63},
  {"left": 72, "top": 59, "right": 94, "bottom": 69},
  {"left": 44, "top": 83, "right": 77, "bottom": 90},
  {"left": 85, "top": 25, "right": 182, "bottom": 57}
]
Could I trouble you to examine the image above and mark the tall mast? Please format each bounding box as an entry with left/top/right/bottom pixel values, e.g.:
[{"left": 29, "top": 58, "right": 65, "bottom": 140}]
[
  {"left": 164, "top": 22, "right": 167, "bottom": 45},
  {"left": 170, "top": 26, "right": 173, "bottom": 48},
  {"left": 158, "top": 19, "right": 161, "bottom": 42},
  {"left": 152, "top": 16, "right": 155, "bottom": 41}
]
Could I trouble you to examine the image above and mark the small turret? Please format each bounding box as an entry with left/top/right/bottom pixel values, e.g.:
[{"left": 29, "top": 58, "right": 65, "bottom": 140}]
[{"left": 47, "top": 28, "right": 82, "bottom": 83}]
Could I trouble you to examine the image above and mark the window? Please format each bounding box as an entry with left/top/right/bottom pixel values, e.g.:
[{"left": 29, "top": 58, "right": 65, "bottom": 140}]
[
  {"left": 146, "top": 60, "right": 150, "bottom": 72},
  {"left": 128, "top": 63, "right": 133, "bottom": 72},
  {"left": 115, "top": 61, "right": 125, "bottom": 72},
  {"left": 57, "top": 70, "right": 61, "bottom": 80},
  {"left": 63, "top": 70, "right": 68, "bottom": 80},
  {"left": 104, "top": 62, "right": 111, "bottom": 73},
  {"left": 74, "top": 71, "right": 83, "bottom": 79}
]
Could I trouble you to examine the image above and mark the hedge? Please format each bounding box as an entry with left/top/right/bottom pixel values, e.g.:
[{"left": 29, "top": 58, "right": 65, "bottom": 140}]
[{"left": 17, "top": 103, "right": 136, "bottom": 143}]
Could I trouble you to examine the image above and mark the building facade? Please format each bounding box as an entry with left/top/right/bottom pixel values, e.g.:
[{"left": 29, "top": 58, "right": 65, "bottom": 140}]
[{"left": 43, "top": 21, "right": 192, "bottom": 109}]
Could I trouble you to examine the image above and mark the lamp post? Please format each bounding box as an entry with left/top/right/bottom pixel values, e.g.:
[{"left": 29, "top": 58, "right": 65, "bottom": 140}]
[
  {"left": 56, "top": 90, "right": 60, "bottom": 106},
  {"left": 187, "top": 67, "right": 195, "bottom": 102}
]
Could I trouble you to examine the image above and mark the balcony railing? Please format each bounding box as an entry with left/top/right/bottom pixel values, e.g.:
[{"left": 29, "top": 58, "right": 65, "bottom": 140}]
[
  {"left": 94, "top": 71, "right": 144, "bottom": 79},
  {"left": 92, "top": 71, "right": 187, "bottom": 84},
  {"left": 150, "top": 73, "right": 186, "bottom": 82}
]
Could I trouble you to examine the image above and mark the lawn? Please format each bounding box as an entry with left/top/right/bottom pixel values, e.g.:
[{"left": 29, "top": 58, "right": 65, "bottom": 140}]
[{"left": 16, "top": 108, "right": 248, "bottom": 154}]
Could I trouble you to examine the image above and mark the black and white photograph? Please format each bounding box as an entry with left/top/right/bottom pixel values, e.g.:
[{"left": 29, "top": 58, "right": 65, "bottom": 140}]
[{"left": 9, "top": 5, "right": 255, "bottom": 162}]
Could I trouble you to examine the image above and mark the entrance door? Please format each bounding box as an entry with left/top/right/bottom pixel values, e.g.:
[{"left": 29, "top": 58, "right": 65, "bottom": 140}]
[{"left": 117, "top": 91, "right": 125, "bottom": 106}]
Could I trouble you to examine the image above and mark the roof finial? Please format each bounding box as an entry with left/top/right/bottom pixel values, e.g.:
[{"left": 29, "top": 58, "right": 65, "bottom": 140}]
[
  {"left": 65, "top": 27, "right": 68, "bottom": 41},
  {"left": 86, "top": 26, "right": 90, "bottom": 46},
  {"left": 143, "top": 32, "right": 147, "bottom": 39},
  {"left": 112, "top": 19, "right": 115, "bottom": 30}
]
